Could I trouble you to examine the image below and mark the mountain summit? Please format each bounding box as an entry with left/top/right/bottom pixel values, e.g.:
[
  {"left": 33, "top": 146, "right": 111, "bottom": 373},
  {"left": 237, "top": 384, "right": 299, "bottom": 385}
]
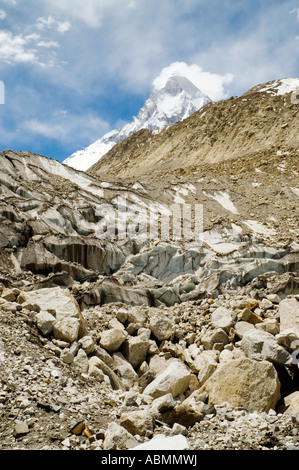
[
  {"left": 90, "top": 77, "right": 299, "bottom": 181},
  {"left": 63, "top": 74, "right": 211, "bottom": 171}
]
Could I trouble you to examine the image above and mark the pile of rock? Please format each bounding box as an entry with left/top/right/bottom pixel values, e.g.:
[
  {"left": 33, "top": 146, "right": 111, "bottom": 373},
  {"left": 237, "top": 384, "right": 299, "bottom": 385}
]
[{"left": 1, "top": 282, "right": 299, "bottom": 450}]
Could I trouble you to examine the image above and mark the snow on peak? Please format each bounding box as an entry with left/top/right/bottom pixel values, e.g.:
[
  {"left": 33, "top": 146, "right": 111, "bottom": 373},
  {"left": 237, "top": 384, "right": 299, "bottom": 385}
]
[
  {"left": 253, "top": 78, "right": 299, "bottom": 96},
  {"left": 63, "top": 75, "right": 211, "bottom": 172}
]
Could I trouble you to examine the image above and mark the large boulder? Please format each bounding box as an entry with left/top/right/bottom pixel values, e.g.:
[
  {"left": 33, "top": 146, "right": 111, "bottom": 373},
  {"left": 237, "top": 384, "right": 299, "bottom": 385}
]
[
  {"left": 201, "top": 328, "right": 229, "bottom": 351},
  {"left": 122, "top": 333, "right": 150, "bottom": 369},
  {"left": 234, "top": 321, "right": 255, "bottom": 339},
  {"left": 279, "top": 298, "right": 299, "bottom": 336},
  {"left": 149, "top": 312, "right": 175, "bottom": 342},
  {"left": 18, "top": 287, "right": 82, "bottom": 321},
  {"left": 211, "top": 307, "right": 235, "bottom": 332},
  {"left": 18, "top": 286, "right": 86, "bottom": 336},
  {"left": 193, "top": 350, "right": 219, "bottom": 386},
  {"left": 53, "top": 317, "right": 81, "bottom": 343},
  {"left": 103, "top": 422, "right": 137, "bottom": 450},
  {"left": 143, "top": 361, "right": 191, "bottom": 399},
  {"left": 241, "top": 329, "right": 293, "bottom": 366},
  {"left": 111, "top": 352, "right": 139, "bottom": 387},
  {"left": 199, "top": 357, "right": 281, "bottom": 413},
  {"left": 99, "top": 328, "right": 128, "bottom": 353},
  {"left": 35, "top": 310, "right": 56, "bottom": 336},
  {"left": 120, "top": 409, "right": 155, "bottom": 436}
]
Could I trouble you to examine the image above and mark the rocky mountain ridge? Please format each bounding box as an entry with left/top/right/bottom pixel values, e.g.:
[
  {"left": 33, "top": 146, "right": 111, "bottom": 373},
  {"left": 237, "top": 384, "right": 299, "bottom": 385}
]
[
  {"left": 89, "top": 78, "right": 299, "bottom": 180},
  {"left": 64, "top": 74, "right": 211, "bottom": 171}
]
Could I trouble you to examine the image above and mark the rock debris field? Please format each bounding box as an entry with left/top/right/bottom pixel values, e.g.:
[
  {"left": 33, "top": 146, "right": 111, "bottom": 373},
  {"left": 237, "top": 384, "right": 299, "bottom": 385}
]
[
  {"left": 0, "top": 81, "right": 299, "bottom": 452},
  {"left": 0, "top": 278, "right": 299, "bottom": 451}
]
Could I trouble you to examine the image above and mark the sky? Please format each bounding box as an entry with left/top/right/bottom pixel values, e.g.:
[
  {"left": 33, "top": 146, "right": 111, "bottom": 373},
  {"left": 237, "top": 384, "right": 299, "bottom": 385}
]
[{"left": 0, "top": 0, "right": 298, "bottom": 163}]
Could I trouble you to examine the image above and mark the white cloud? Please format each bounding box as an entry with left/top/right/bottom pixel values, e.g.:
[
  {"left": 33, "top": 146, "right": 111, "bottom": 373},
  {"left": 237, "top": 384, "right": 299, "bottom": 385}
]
[
  {"left": 36, "top": 15, "right": 55, "bottom": 30},
  {"left": 40, "top": 0, "right": 107, "bottom": 28},
  {"left": 0, "top": 28, "right": 63, "bottom": 66},
  {"left": 56, "top": 21, "right": 71, "bottom": 33},
  {"left": 37, "top": 40, "right": 60, "bottom": 48},
  {"left": 0, "top": 10, "right": 7, "bottom": 20},
  {"left": 290, "top": 8, "right": 299, "bottom": 20},
  {"left": 153, "top": 62, "right": 234, "bottom": 101},
  {"left": 36, "top": 16, "right": 71, "bottom": 33},
  {"left": 127, "top": 1, "right": 137, "bottom": 9},
  {"left": 22, "top": 111, "right": 111, "bottom": 145},
  {"left": 0, "top": 30, "right": 38, "bottom": 64}
]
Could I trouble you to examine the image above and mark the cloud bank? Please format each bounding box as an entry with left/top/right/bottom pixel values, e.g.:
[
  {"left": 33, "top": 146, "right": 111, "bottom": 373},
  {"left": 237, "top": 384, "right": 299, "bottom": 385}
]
[{"left": 153, "top": 62, "right": 234, "bottom": 101}]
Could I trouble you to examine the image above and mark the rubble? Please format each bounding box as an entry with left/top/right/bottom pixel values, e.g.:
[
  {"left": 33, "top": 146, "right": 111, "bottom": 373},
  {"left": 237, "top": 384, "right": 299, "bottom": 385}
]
[
  {"left": 0, "top": 84, "right": 298, "bottom": 451},
  {"left": 1, "top": 280, "right": 299, "bottom": 450}
]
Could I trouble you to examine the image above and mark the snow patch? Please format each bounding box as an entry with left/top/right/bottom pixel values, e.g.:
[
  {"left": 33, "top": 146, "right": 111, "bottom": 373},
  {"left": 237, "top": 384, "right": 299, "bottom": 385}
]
[
  {"left": 258, "top": 78, "right": 299, "bottom": 96},
  {"left": 132, "top": 182, "right": 147, "bottom": 193},
  {"left": 203, "top": 190, "right": 238, "bottom": 214},
  {"left": 243, "top": 220, "right": 276, "bottom": 237}
]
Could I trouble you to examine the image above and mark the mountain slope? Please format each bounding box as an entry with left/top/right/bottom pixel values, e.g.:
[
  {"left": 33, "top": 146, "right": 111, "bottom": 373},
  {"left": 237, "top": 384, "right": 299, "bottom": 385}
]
[
  {"left": 1, "top": 80, "right": 299, "bottom": 451},
  {"left": 89, "top": 78, "right": 299, "bottom": 181},
  {"left": 63, "top": 74, "right": 211, "bottom": 171}
]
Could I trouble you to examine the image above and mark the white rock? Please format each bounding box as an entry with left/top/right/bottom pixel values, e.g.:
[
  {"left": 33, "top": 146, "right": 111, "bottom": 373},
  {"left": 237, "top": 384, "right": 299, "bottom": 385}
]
[
  {"left": 73, "top": 348, "right": 89, "bottom": 374},
  {"left": 279, "top": 298, "right": 299, "bottom": 336},
  {"left": 143, "top": 361, "right": 191, "bottom": 398},
  {"left": 18, "top": 287, "right": 83, "bottom": 322},
  {"left": 131, "top": 434, "right": 189, "bottom": 450},
  {"left": 120, "top": 408, "right": 155, "bottom": 436},
  {"left": 88, "top": 356, "right": 125, "bottom": 390},
  {"left": 88, "top": 362, "right": 105, "bottom": 381},
  {"left": 53, "top": 317, "right": 80, "bottom": 343},
  {"left": 78, "top": 336, "right": 95, "bottom": 354},
  {"left": 103, "top": 422, "right": 137, "bottom": 450},
  {"left": 127, "top": 308, "right": 147, "bottom": 324},
  {"left": 211, "top": 307, "right": 234, "bottom": 332},
  {"left": 241, "top": 329, "right": 293, "bottom": 366},
  {"left": 234, "top": 321, "right": 255, "bottom": 339},
  {"left": 149, "top": 313, "right": 175, "bottom": 341},
  {"left": 193, "top": 350, "right": 218, "bottom": 386},
  {"left": 255, "top": 318, "right": 280, "bottom": 335},
  {"left": 151, "top": 393, "right": 177, "bottom": 414},
  {"left": 201, "top": 328, "right": 229, "bottom": 350},
  {"left": 99, "top": 328, "right": 127, "bottom": 353},
  {"left": 276, "top": 329, "right": 299, "bottom": 351},
  {"left": 122, "top": 333, "right": 150, "bottom": 369},
  {"left": 112, "top": 352, "right": 138, "bottom": 387},
  {"left": 266, "top": 294, "right": 281, "bottom": 304},
  {"left": 35, "top": 310, "right": 56, "bottom": 336},
  {"left": 219, "top": 349, "right": 234, "bottom": 363},
  {"left": 60, "top": 349, "right": 74, "bottom": 364}
]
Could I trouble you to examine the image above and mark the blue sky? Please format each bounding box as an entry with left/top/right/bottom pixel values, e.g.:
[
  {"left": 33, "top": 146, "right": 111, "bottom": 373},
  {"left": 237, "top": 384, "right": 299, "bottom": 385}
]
[{"left": 0, "top": 0, "right": 298, "bottom": 163}]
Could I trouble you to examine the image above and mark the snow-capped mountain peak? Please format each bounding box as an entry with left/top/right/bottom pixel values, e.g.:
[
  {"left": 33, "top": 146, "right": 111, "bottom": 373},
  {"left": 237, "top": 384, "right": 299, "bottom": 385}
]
[{"left": 63, "top": 74, "right": 211, "bottom": 172}]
